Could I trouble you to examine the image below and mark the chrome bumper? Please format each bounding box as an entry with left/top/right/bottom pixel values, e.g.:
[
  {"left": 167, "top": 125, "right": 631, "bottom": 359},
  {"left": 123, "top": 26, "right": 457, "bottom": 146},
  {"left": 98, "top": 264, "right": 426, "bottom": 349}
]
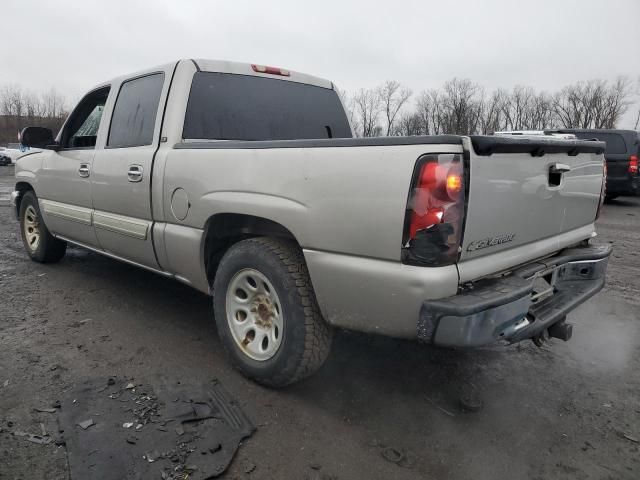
[{"left": 419, "top": 243, "right": 612, "bottom": 347}]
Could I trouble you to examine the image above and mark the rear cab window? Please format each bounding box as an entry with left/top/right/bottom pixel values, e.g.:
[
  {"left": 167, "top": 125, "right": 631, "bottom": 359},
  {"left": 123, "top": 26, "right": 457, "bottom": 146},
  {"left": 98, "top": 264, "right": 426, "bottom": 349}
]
[
  {"left": 182, "top": 72, "right": 352, "bottom": 141},
  {"left": 107, "top": 73, "right": 165, "bottom": 148}
]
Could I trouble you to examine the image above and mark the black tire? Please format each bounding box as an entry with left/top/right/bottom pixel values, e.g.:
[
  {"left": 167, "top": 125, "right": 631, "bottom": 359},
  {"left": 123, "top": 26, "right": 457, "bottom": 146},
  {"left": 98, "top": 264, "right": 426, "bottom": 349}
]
[
  {"left": 19, "top": 191, "right": 67, "bottom": 263},
  {"left": 213, "top": 237, "right": 332, "bottom": 387}
]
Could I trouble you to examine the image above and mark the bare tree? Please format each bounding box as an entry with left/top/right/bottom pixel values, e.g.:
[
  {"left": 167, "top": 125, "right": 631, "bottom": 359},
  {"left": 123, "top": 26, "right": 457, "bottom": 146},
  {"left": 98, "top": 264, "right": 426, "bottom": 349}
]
[
  {"left": 440, "top": 78, "right": 483, "bottom": 135},
  {"left": 378, "top": 80, "right": 412, "bottom": 136},
  {"left": 42, "top": 87, "right": 67, "bottom": 119},
  {"left": 0, "top": 84, "right": 68, "bottom": 144},
  {"left": 395, "top": 111, "right": 423, "bottom": 136},
  {"left": 478, "top": 89, "right": 507, "bottom": 134},
  {"left": 335, "top": 88, "right": 360, "bottom": 137},
  {"left": 352, "top": 88, "right": 382, "bottom": 137},
  {"left": 553, "top": 77, "right": 632, "bottom": 129}
]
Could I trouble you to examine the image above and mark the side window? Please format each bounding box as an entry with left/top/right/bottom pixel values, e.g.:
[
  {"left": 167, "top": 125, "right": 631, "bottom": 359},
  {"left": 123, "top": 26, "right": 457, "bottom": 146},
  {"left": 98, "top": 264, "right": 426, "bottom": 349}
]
[
  {"left": 61, "top": 87, "right": 110, "bottom": 149},
  {"left": 107, "top": 73, "right": 165, "bottom": 148}
]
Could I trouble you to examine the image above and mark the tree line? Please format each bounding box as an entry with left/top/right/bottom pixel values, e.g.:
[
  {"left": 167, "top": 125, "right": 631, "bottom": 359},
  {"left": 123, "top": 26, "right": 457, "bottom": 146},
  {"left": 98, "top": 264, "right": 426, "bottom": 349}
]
[
  {"left": 0, "top": 77, "right": 638, "bottom": 145},
  {"left": 0, "top": 85, "right": 68, "bottom": 145},
  {"left": 340, "top": 76, "right": 639, "bottom": 137}
]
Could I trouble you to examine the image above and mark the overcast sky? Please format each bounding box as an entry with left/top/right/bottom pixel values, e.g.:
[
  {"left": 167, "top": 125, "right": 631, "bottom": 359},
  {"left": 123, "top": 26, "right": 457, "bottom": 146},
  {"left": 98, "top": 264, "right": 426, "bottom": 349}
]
[{"left": 2, "top": 0, "right": 639, "bottom": 126}]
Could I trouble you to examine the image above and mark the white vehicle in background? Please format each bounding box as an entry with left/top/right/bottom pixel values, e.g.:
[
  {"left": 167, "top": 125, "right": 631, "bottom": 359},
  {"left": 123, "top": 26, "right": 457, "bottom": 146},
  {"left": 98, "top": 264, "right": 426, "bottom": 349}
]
[
  {"left": 494, "top": 130, "right": 578, "bottom": 140},
  {"left": 0, "top": 143, "right": 41, "bottom": 164}
]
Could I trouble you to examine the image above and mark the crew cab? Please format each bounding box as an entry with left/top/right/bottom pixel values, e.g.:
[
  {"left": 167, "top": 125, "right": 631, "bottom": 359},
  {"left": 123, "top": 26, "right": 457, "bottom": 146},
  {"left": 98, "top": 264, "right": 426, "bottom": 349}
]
[{"left": 12, "top": 59, "right": 611, "bottom": 386}]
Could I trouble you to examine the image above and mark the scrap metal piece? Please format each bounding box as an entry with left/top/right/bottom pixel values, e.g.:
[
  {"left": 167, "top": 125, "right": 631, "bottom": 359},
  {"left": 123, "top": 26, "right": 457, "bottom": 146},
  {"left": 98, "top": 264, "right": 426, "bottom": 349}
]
[{"left": 77, "top": 419, "right": 95, "bottom": 430}]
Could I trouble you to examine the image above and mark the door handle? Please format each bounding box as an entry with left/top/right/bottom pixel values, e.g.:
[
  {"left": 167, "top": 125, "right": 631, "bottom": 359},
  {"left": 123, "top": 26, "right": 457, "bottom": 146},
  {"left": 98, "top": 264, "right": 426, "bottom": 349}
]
[
  {"left": 78, "top": 163, "right": 90, "bottom": 178},
  {"left": 127, "top": 165, "right": 143, "bottom": 182},
  {"left": 549, "top": 163, "right": 571, "bottom": 174}
]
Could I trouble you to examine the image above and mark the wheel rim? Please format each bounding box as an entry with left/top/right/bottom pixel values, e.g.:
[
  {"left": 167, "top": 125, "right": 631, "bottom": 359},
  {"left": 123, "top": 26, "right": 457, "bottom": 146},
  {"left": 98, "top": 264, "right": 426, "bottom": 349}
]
[
  {"left": 225, "top": 268, "right": 284, "bottom": 361},
  {"left": 23, "top": 205, "right": 41, "bottom": 252}
]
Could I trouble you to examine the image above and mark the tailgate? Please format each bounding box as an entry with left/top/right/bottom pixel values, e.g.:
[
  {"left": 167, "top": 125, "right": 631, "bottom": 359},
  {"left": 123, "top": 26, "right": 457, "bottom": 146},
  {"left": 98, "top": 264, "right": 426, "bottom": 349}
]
[{"left": 459, "top": 136, "right": 605, "bottom": 262}]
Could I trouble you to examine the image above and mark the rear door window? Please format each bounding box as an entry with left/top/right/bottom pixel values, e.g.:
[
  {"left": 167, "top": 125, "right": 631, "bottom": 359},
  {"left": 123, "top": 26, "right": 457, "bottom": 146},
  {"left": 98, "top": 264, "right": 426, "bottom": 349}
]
[
  {"left": 183, "top": 72, "right": 352, "bottom": 141},
  {"left": 107, "top": 73, "right": 165, "bottom": 148},
  {"left": 572, "top": 132, "right": 627, "bottom": 154}
]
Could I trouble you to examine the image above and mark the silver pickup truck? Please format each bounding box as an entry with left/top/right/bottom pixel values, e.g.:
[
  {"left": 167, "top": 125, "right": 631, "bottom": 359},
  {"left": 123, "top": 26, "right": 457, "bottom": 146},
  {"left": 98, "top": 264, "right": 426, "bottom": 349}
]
[{"left": 12, "top": 59, "right": 611, "bottom": 386}]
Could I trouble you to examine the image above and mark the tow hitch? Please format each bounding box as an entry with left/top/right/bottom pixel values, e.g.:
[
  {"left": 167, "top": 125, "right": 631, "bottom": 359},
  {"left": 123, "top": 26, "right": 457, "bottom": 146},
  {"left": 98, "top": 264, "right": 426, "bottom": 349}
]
[{"left": 532, "top": 317, "right": 573, "bottom": 347}]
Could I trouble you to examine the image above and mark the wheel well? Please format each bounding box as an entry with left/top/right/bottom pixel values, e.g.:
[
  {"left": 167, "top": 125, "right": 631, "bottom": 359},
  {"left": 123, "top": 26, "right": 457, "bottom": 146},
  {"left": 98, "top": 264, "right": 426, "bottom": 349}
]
[
  {"left": 203, "top": 213, "right": 299, "bottom": 287},
  {"left": 14, "top": 182, "right": 34, "bottom": 215}
]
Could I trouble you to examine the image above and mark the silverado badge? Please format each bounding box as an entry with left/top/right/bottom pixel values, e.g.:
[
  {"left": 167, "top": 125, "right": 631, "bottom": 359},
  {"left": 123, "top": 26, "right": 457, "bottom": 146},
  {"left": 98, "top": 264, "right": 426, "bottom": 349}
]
[{"left": 467, "top": 233, "right": 515, "bottom": 252}]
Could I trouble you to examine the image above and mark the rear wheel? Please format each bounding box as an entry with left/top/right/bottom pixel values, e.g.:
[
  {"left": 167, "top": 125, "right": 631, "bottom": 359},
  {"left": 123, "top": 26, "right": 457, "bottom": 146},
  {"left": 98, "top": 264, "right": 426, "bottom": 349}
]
[
  {"left": 19, "top": 191, "right": 66, "bottom": 263},
  {"left": 213, "top": 237, "right": 332, "bottom": 387}
]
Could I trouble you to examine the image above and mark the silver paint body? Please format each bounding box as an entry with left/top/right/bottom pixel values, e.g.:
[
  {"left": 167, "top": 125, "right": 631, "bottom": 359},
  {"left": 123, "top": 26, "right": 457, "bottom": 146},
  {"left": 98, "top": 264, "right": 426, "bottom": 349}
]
[{"left": 14, "top": 59, "right": 603, "bottom": 339}]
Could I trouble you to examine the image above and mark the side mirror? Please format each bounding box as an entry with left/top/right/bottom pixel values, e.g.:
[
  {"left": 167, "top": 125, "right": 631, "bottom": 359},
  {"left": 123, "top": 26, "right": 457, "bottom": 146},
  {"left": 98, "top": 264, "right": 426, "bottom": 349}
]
[{"left": 20, "top": 127, "right": 58, "bottom": 150}]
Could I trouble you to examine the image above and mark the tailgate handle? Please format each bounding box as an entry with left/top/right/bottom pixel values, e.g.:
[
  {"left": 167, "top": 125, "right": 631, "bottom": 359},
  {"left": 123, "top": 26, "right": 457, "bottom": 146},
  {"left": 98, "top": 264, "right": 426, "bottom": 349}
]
[{"left": 550, "top": 163, "right": 571, "bottom": 174}]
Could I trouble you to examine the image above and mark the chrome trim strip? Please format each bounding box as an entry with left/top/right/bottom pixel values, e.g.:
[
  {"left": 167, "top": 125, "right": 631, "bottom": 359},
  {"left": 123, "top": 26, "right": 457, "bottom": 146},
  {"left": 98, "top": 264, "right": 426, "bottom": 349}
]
[
  {"left": 41, "top": 199, "right": 93, "bottom": 226},
  {"left": 55, "top": 235, "right": 172, "bottom": 278},
  {"left": 93, "top": 211, "right": 149, "bottom": 240}
]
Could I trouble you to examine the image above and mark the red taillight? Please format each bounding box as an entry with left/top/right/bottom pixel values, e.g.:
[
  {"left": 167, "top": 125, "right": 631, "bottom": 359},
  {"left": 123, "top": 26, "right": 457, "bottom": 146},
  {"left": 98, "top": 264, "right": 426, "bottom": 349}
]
[
  {"left": 403, "top": 154, "right": 465, "bottom": 266},
  {"left": 629, "top": 155, "right": 638, "bottom": 175},
  {"left": 251, "top": 64, "right": 291, "bottom": 76}
]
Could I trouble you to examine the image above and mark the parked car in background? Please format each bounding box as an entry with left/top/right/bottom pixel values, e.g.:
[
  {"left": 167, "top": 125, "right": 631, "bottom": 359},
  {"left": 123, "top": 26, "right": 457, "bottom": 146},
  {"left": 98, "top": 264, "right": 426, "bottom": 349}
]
[
  {"left": 0, "top": 153, "right": 12, "bottom": 166},
  {"left": 550, "top": 129, "right": 639, "bottom": 200},
  {"left": 0, "top": 144, "right": 42, "bottom": 163},
  {"left": 11, "top": 59, "right": 611, "bottom": 386},
  {"left": 496, "top": 129, "right": 639, "bottom": 200},
  {"left": 494, "top": 130, "right": 578, "bottom": 140}
]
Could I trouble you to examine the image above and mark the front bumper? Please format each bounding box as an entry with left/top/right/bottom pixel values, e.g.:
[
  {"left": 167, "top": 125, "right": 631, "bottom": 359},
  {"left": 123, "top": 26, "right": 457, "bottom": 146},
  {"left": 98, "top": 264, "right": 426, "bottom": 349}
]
[{"left": 418, "top": 243, "right": 611, "bottom": 347}]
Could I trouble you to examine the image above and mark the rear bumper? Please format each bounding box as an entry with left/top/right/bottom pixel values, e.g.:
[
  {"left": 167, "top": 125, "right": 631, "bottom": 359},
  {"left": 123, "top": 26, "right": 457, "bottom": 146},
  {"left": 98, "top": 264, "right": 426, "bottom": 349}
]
[
  {"left": 606, "top": 175, "right": 638, "bottom": 196},
  {"left": 419, "top": 243, "right": 611, "bottom": 347}
]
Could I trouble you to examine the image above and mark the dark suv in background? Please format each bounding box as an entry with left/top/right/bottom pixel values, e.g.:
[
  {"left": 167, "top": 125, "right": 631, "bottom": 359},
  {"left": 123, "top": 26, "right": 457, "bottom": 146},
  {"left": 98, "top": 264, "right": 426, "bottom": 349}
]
[{"left": 552, "top": 129, "right": 639, "bottom": 200}]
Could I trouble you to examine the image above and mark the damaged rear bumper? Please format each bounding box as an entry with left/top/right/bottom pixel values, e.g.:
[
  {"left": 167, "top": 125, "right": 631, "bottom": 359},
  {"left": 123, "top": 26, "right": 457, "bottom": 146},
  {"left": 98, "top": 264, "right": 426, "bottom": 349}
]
[{"left": 418, "top": 243, "right": 611, "bottom": 347}]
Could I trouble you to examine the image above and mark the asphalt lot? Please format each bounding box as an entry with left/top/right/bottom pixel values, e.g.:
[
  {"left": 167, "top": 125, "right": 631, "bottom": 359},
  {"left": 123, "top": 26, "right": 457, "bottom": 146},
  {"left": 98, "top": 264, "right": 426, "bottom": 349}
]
[{"left": 0, "top": 164, "right": 638, "bottom": 479}]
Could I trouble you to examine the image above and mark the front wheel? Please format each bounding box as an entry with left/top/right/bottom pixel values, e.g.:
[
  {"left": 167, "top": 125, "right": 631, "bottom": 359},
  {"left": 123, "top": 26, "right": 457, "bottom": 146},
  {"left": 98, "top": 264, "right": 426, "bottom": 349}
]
[
  {"left": 213, "top": 237, "right": 332, "bottom": 387},
  {"left": 19, "top": 191, "right": 67, "bottom": 263}
]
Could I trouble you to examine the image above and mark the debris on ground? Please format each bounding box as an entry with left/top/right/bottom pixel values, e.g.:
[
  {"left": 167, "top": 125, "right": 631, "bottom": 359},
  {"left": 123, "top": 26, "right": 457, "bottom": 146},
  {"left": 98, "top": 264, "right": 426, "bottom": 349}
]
[
  {"left": 378, "top": 445, "right": 416, "bottom": 469},
  {"left": 14, "top": 431, "right": 52, "bottom": 445},
  {"left": 243, "top": 461, "right": 256, "bottom": 474},
  {"left": 622, "top": 433, "right": 639, "bottom": 443},
  {"left": 381, "top": 446, "right": 404, "bottom": 464},
  {"left": 459, "top": 384, "right": 483, "bottom": 413},
  {"left": 34, "top": 407, "right": 57, "bottom": 413},
  {"left": 58, "top": 377, "right": 255, "bottom": 479},
  {"left": 77, "top": 419, "right": 95, "bottom": 430},
  {"left": 2, "top": 379, "right": 8, "bottom": 388},
  {"left": 425, "top": 395, "right": 456, "bottom": 417}
]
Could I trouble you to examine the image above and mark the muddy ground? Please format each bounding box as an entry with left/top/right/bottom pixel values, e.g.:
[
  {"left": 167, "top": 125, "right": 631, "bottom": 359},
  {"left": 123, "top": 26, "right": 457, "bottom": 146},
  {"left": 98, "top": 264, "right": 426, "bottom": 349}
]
[{"left": 0, "top": 164, "right": 638, "bottom": 480}]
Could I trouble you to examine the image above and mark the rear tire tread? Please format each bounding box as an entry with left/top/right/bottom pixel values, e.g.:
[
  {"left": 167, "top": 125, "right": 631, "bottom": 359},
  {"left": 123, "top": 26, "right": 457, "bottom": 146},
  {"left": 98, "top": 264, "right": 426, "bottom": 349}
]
[{"left": 215, "top": 237, "right": 332, "bottom": 387}]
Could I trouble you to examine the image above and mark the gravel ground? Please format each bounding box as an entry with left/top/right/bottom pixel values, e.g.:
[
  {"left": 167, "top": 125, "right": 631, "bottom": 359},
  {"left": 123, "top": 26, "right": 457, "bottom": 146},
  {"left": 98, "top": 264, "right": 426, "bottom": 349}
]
[{"left": 0, "top": 164, "right": 638, "bottom": 480}]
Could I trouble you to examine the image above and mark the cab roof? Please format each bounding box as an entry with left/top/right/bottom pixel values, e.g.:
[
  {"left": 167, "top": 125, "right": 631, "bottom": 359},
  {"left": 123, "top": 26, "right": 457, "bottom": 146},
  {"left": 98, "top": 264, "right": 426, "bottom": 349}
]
[{"left": 193, "top": 59, "right": 334, "bottom": 90}]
